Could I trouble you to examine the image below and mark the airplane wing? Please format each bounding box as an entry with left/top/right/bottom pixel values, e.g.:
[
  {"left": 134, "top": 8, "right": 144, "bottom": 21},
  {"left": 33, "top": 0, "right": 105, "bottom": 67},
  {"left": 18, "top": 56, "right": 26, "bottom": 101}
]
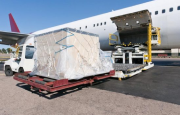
[
  {"left": 0, "top": 31, "right": 29, "bottom": 45},
  {"left": 0, "top": 13, "right": 30, "bottom": 45}
]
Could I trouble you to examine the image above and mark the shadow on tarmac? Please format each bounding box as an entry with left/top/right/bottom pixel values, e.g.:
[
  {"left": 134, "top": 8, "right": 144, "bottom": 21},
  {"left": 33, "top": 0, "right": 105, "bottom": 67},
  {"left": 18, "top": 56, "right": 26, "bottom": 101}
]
[
  {"left": 92, "top": 59, "right": 180, "bottom": 105},
  {"left": 16, "top": 79, "right": 110, "bottom": 99},
  {"left": 0, "top": 63, "right": 4, "bottom": 71}
]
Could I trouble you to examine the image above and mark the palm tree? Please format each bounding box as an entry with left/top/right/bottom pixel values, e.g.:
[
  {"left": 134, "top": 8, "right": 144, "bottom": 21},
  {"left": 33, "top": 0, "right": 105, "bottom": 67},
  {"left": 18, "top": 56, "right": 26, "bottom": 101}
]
[
  {"left": 2, "top": 48, "right": 7, "bottom": 54},
  {"left": 0, "top": 49, "right": 3, "bottom": 54},
  {"left": 7, "top": 48, "right": 12, "bottom": 54}
]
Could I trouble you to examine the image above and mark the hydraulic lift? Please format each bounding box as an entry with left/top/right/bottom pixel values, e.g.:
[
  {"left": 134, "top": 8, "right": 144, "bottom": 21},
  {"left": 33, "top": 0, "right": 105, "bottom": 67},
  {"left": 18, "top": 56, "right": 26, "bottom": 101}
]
[{"left": 109, "top": 10, "right": 161, "bottom": 79}]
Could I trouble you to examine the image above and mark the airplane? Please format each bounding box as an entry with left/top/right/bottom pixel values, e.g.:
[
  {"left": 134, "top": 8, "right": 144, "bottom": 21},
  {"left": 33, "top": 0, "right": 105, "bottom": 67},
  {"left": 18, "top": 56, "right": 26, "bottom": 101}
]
[
  {"left": 0, "top": 14, "right": 30, "bottom": 47},
  {"left": 0, "top": 0, "right": 180, "bottom": 52}
]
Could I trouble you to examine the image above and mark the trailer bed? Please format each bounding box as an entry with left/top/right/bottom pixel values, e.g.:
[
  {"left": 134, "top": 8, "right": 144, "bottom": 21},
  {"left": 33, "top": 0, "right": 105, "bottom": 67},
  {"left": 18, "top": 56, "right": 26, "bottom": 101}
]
[{"left": 13, "top": 70, "right": 115, "bottom": 92}]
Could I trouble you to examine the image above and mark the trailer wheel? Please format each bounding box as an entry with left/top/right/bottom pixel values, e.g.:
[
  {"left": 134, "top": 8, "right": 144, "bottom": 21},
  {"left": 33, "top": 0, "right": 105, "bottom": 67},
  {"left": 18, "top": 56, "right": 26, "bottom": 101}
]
[
  {"left": 5, "top": 66, "right": 13, "bottom": 76},
  {"left": 18, "top": 67, "right": 24, "bottom": 73}
]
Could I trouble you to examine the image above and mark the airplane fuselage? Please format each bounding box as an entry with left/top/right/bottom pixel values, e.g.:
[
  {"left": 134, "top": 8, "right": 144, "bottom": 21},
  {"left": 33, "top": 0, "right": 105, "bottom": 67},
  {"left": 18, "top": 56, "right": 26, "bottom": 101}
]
[{"left": 32, "top": 0, "right": 180, "bottom": 51}]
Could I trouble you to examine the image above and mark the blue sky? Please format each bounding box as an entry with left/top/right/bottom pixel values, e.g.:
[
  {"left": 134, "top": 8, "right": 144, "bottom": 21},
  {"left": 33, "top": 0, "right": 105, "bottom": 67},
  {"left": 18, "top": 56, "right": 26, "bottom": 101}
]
[{"left": 0, "top": 0, "right": 152, "bottom": 49}]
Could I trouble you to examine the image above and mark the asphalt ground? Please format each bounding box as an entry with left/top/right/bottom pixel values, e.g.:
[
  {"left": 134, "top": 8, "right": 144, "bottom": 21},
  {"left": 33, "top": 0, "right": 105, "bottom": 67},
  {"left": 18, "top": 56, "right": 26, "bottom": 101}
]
[
  {"left": 0, "top": 58, "right": 180, "bottom": 115},
  {"left": 92, "top": 58, "right": 180, "bottom": 105}
]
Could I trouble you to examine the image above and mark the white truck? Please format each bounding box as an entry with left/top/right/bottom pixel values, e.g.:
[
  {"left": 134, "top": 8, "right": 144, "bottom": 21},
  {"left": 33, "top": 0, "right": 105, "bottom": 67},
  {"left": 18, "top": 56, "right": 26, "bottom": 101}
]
[{"left": 4, "top": 44, "right": 34, "bottom": 76}]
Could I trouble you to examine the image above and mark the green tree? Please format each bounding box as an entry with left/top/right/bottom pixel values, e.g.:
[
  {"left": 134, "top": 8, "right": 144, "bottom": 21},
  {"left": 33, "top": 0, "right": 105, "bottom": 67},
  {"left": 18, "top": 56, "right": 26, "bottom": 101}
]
[
  {"left": 7, "top": 48, "right": 12, "bottom": 54},
  {"left": 2, "top": 48, "right": 7, "bottom": 54},
  {"left": 0, "top": 49, "right": 2, "bottom": 53}
]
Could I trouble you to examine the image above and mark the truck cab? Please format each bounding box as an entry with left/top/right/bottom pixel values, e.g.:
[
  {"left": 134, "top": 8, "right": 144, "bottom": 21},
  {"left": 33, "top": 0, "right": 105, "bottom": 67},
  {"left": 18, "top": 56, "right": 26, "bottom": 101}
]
[{"left": 4, "top": 44, "right": 34, "bottom": 76}]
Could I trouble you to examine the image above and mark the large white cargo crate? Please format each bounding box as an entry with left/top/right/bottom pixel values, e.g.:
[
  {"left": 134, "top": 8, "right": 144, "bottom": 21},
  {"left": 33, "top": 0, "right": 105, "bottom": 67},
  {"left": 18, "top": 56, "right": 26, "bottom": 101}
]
[{"left": 31, "top": 28, "right": 113, "bottom": 80}]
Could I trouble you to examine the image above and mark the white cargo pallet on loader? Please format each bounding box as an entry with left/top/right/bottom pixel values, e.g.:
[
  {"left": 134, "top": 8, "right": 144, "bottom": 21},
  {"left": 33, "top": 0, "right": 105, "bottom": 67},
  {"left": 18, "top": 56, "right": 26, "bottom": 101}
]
[
  {"left": 4, "top": 44, "right": 34, "bottom": 76},
  {"left": 109, "top": 10, "right": 161, "bottom": 79}
]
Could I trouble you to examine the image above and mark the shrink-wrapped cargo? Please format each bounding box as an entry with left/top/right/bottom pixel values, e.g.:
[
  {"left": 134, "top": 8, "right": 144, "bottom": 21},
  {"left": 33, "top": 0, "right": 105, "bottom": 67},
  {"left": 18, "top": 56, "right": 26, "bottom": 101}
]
[{"left": 31, "top": 28, "right": 113, "bottom": 80}]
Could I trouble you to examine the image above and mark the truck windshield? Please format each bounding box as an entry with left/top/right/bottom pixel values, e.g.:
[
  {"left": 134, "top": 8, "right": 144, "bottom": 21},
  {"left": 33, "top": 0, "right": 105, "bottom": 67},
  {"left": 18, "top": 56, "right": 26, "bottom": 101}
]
[{"left": 25, "top": 46, "right": 34, "bottom": 59}]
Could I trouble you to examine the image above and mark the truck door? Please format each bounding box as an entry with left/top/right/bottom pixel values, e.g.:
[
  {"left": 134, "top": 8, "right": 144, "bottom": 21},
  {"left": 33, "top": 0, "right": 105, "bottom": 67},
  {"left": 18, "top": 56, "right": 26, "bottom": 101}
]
[{"left": 18, "top": 45, "right": 34, "bottom": 72}]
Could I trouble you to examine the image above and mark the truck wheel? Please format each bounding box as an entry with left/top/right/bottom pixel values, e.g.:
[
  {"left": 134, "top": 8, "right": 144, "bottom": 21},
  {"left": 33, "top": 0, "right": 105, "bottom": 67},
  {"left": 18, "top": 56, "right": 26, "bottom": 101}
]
[
  {"left": 5, "top": 66, "right": 14, "bottom": 76},
  {"left": 19, "top": 67, "right": 24, "bottom": 73}
]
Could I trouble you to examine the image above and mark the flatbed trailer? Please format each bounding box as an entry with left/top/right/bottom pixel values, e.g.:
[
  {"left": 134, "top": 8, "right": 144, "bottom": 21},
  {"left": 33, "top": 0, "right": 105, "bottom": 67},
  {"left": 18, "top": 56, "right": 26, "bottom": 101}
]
[{"left": 13, "top": 70, "right": 115, "bottom": 92}]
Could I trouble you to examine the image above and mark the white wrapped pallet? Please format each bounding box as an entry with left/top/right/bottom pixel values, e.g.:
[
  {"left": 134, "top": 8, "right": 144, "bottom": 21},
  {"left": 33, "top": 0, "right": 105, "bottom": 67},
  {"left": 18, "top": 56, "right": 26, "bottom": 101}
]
[{"left": 31, "top": 28, "right": 113, "bottom": 80}]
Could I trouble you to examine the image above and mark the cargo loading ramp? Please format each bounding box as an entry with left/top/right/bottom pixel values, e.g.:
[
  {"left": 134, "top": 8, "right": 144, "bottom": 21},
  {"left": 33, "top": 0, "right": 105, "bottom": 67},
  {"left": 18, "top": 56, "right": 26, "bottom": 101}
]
[
  {"left": 113, "top": 64, "right": 145, "bottom": 78},
  {"left": 110, "top": 10, "right": 152, "bottom": 45},
  {"left": 113, "top": 64, "right": 145, "bottom": 73},
  {"left": 110, "top": 10, "right": 160, "bottom": 79}
]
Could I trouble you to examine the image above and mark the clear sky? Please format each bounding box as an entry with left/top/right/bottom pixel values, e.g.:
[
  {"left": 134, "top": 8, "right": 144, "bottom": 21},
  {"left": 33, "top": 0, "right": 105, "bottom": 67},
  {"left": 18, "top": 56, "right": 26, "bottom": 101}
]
[{"left": 0, "top": 0, "right": 152, "bottom": 49}]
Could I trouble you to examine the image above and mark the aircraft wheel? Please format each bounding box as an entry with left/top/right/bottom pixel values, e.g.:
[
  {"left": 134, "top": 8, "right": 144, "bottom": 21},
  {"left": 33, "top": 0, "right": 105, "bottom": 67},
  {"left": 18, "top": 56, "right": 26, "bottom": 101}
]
[{"left": 5, "top": 66, "right": 14, "bottom": 76}]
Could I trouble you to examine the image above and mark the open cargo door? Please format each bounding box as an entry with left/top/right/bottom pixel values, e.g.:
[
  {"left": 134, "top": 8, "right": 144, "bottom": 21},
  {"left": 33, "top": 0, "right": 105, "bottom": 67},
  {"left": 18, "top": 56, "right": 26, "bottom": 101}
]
[{"left": 110, "top": 10, "right": 152, "bottom": 45}]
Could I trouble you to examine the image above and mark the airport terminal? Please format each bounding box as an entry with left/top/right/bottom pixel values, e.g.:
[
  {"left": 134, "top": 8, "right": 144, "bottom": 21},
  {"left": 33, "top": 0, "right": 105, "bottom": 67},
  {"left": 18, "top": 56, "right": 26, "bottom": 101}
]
[{"left": 0, "top": 0, "right": 180, "bottom": 114}]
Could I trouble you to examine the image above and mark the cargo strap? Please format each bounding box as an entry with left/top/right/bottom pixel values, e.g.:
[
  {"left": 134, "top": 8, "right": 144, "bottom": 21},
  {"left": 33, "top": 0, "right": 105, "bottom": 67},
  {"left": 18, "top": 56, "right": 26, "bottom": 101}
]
[{"left": 55, "top": 29, "right": 74, "bottom": 54}]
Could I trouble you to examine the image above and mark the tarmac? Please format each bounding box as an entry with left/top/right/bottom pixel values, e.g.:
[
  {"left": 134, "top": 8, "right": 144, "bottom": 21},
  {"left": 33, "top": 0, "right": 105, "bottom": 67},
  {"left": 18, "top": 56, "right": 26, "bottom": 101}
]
[
  {"left": 0, "top": 58, "right": 180, "bottom": 115},
  {"left": 92, "top": 58, "right": 180, "bottom": 105}
]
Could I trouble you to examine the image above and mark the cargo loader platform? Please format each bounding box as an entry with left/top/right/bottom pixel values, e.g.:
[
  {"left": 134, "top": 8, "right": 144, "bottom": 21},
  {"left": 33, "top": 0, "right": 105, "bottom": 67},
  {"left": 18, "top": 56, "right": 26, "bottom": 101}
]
[
  {"left": 13, "top": 70, "right": 115, "bottom": 93},
  {"left": 109, "top": 10, "right": 161, "bottom": 79},
  {"left": 112, "top": 64, "right": 145, "bottom": 79}
]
